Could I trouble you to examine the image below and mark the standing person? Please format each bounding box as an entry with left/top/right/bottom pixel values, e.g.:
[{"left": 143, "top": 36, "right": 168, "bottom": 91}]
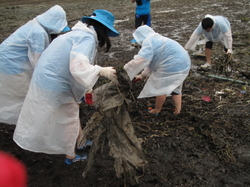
[
  {"left": 124, "top": 25, "right": 190, "bottom": 115},
  {"left": 0, "top": 5, "right": 70, "bottom": 125},
  {"left": 185, "top": 14, "right": 233, "bottom": 69},
  {"left": 131, "top": 0, "right": 151, "bottom": 46},
  {"left": 13, "top": 9, "right": 120, "bottom": 165}
]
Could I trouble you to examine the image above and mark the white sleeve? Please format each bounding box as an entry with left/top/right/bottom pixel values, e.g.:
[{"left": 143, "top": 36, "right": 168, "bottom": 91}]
[
  {"left": 70, "top": 51, "right": 102, "bottom": 90},
  {"left": 28, "top": 51, "right": 42, "bottom": 68},
  {"left": 224, "top": 30, "right": 233, "bottom": 50},
  {"left": 184, "top": 32, "right": 201, "bottom": 51},
  {"left": 141, "top": 66, "right": 152, "bottom": 77},
  {"left": 124, "top": 55, "right": 150, "bottom": 80}
]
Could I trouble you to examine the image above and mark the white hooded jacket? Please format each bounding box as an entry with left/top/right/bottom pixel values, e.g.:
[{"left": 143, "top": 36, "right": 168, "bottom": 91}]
[
  {"left": 0, "top": 5, "right": 69, "bottom": 125},
  {"left": 13, "top": 21, "right": 103, "bottom": 157},
  {"left": 124, "top": 25, "right": 190, "bottom": 98}
]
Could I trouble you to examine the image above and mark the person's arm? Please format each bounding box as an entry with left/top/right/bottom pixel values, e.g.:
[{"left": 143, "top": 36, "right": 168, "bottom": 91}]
[
  {"left": 184, "top": 24, "right": 203, "bottom": 51},
  {"left": 124, "top": 41, "right": 153, "bottom": 80},
  {"left": 224, "top": 30, "right": 233, "bottom": 54},
  {"left": 184, "top": 31, "right": 201, "bottom": 51},
  {"left": 70, "top": 51, "right": 102, "bottom": 90},
  {"left": 219, "top": 19, "right": 233, "bottom": 54}
]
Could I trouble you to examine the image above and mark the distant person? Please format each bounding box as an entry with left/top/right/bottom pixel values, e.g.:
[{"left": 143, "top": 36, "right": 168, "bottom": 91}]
[
  {"left": 13, "top": 9, "right": 120, "bottom": 165},
  {"left": 0, "top": 5, "right": 70, "bottom": 125},
  {"left": 131, "top": 0, "right": 151, "bottom": 46},
  {"left": 0, "top": 151, "right": 28, "bottom": 187},
  {"left": 124, "top": 25, "right": 190, "bottom": 115},
  {"left": 185, "top": 14, "right": 233, "bottom": 69}
]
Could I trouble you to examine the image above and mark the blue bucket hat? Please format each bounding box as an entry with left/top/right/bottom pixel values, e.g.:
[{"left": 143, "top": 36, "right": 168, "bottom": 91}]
[{"left": 81, "top": 9, "right": 120, "bottom": 37}]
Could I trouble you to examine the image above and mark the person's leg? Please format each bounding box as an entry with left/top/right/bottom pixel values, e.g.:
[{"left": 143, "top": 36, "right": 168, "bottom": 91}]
[
  {"left": 135, "top": 14, "right": 142, "bottom": 29},
  {"left": 205, "top": 41, "right": 213, "bottom": 65},
  {"left": 65, "top": 118, "right": 85, "bottom": 162},
  {"left": 172, "top": 94, "right": 182, "bottom": 115},
  {"left": 201, "top": 41, "right": 213, "bottom": 68},
  {"left": 145, "top": 14, "right": 151, "bottom": 27},
  {"left": 66, "top": 155, "right": 75, "bottom": 159},
  {"left": 149, "top": 95, "right": 166, "bottom": 114},
  {"left": 205, "top": 48, "right": 212, "bottom": 65}
]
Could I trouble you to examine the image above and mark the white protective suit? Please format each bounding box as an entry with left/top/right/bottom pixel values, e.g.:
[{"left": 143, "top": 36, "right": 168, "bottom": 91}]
[
  {"left": 124, "top": 25, "right": 191, "bottom": 98},
  {"left": 0, "top": 5, "right": 69, "bottom": 125},
  {"left": 185, "top": 15, "right": 233, "bottom": 51},
  {"left": 14, "top": 21, "right": 104, "bottom": 157}
]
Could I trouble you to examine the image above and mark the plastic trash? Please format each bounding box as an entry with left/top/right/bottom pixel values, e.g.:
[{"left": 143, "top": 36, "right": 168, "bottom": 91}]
[{"left": 202, "top": 96, "right": 211, "bottom": 102}]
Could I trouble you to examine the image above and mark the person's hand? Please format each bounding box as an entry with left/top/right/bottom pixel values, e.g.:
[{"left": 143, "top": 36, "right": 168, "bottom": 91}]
[
  {"left": 133, "top": 74, "right": 144, "bottom": 83},
  {"left": 226, "top": 48, "right": 233, "bottom": 54},
  {"left": 85, "top": 89, "right": 93, "bottom": 105},
  {"left": 99, "top": 67, "right": 117, "bottom": 83}
]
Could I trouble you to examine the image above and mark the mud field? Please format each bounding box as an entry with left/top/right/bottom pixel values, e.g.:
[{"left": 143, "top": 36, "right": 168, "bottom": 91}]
[{"left": 0, "top": 0, "right": 250, "bottom": 186}]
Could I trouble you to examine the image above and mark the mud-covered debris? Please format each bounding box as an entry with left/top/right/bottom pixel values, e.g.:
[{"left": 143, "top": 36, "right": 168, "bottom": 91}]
[{"left": 78, "top": 68, "right": 148, "bottom": 185}]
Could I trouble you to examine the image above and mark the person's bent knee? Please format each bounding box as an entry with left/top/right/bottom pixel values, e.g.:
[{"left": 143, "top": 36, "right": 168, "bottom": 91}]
[{"left": 205, "top": 41, "right": 213, "bottom": 49}]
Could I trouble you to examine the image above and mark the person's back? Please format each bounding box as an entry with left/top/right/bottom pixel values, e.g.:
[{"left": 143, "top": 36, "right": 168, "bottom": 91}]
[
  {"left": 0, "top": 20, "right": 49, "bottom": 75},
  {"left": 0, "top": 5, "right": 70, "bottom": 125},
  {"left": 33, "top": 29, "right": 96, "bottom": 100},
  {"left": 148, "top": 35, "right": 190, "bottom": 72}
]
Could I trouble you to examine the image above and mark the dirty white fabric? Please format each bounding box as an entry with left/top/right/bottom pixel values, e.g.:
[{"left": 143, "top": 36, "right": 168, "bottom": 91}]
[
  {"left": 185, "top": 15, "right": 232, "bottom": 51},
  {"left": 14, "top": 22, "right": 102, "bottom": 157},
  {"left": 0, "top": 5, "right": 69, "bottom": 125},
  {"left": 124, "top": 25, "right": 190, "bottom": 98}
]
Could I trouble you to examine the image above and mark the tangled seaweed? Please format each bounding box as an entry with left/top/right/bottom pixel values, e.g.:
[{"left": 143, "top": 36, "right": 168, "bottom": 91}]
[
  {"left": 214, "top": 53, "right": 238, "bottom": 77},
  {"left": 77, "top": 68, "right": 148, "bottom": 185}
]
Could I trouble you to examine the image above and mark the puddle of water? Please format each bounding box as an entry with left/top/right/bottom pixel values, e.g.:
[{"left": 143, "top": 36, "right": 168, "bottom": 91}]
[
  {"left": 157, "top": 10, "right": 175, "bottom": 14},
  {"left": 115, "top": 18, "right": 129, "bottom": 24}
]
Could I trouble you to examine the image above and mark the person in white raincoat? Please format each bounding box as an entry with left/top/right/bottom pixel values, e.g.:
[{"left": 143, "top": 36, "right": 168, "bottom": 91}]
[
  {"left": 185, "top": 14, "right": 233, "bottom": 68},
  {"left": 124, "top": 25, "right": 190, "bottom": 115},
  {"left": 13, "top": 9, "right": 120, "bottom": 165},
  {"left": 0, "top": 5, "right": 70, "bottom": 125}
]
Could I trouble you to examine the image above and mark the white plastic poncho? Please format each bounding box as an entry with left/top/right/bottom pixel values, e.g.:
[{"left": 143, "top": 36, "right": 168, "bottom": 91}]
[
  {"left": 124, "top": 25, "right": 191, "bottom": 98},
  {"left": 14, "top": 21, "right": 103, "bottom": 157},
  {"left": 185, "top": 15, "right": 233, "bottom": 51},
  {"left": 0, "top": 5, "right": 69, "bottom": 125}
]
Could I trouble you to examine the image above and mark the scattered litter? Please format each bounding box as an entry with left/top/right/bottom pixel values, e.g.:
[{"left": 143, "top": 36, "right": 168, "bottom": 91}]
[
  {"left": 202, "top": 96, "right": 211, "bottom": 102},
  {"left": 240, "top": 91, "right": 247, "bottom": 94},
  {"left": 215, "top": 91, "right": 224, "bottom": 101},
  {"left": 215, "top": 91, "right": 224, "bottom": 95}
]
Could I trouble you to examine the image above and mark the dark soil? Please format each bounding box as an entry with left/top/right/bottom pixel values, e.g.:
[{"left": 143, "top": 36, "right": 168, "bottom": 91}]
[{"left": 0, "top": 0, "right": 250, "bottom": 186}]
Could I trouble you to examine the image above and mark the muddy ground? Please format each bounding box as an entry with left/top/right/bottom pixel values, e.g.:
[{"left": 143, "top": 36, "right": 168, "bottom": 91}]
[{"left": 0, "top": 0, "right": 250, "bottom": 186}]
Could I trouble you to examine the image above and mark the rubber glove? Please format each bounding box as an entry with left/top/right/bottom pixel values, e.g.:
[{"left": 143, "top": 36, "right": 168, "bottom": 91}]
[
  {"left": 85, "top": 89, "right": 93, "bottom": 105},
  {"left": 226, "top": 48, "right": 233, "bottom": 54},
  {"left": 133, "top": 74, "right": 145, "bottom": 83},
  {"left": 99, "top": 67, "right": 117, "bottom": 82}
]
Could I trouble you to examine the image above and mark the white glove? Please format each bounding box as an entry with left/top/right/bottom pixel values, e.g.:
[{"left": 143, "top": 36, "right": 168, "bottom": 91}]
[
  {"left": 227, "top": 48, "right": 233, "bottom": 54},
  {"left": 85, "top": 89, "right": 93, "bottom": 94},
  {"left": 133, "top": 74, "right": 145, "bottom": 82},
  {"left": 99, "top": 67, "right": 117, "bottom": 82}
]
